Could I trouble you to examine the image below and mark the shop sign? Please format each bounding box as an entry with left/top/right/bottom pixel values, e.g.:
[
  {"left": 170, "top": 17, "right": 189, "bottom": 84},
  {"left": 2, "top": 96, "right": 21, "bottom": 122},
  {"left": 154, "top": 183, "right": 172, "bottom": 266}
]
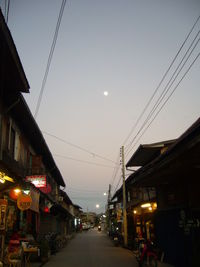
[
  {"left": 117, "top": 209, "right": 122, "bottom": 222},
  {"left": 39, "top": 182, "right": 52, "bottom": 194},
  {"left": 30, "top": 188, "right": 40, "bottom": 213},
  {"left": 17, "top": 194, "right": 32, "bottom": 211},
  {"left": 26, "top": 175, "right": 46, "bottom": 188},
  {"left": 0, "top": 199, "right": 8, "bottom": 230}
]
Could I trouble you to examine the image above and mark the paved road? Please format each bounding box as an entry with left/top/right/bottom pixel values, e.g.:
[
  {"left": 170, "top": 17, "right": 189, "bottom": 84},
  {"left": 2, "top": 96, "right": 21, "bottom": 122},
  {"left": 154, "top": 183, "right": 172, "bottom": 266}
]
[{"left": 44, "top": 228, "right": 138, "bottom": 267}]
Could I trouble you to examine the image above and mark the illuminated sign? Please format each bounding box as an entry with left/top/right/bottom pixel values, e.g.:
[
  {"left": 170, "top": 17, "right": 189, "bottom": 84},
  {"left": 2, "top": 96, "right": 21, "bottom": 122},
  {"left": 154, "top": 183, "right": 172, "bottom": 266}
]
[
  {"left": 26, "top": 175, "right": 46, "bottom": 188},
  {"left": 39, "top": 182, "right": 52, "bottom": 194},
  {"left": 17, "top": 194, "right": 32, "bottom": 211}
]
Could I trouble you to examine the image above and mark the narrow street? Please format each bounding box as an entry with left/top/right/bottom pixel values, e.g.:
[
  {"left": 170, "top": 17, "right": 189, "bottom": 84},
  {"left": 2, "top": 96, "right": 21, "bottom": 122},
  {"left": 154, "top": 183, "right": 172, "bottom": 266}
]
[{"left": 44, "top": 228, "right": 137, "bottom": 267}]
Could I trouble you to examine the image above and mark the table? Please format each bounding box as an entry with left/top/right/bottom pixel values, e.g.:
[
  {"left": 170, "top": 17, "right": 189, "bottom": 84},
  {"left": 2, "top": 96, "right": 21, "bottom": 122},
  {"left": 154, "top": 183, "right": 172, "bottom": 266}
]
[{"left": 23, "top": 247, "right": 38, "bottom": 267}]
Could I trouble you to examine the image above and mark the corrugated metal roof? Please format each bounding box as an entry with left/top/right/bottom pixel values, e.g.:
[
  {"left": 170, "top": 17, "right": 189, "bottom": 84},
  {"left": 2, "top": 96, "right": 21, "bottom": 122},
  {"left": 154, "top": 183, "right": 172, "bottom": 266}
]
[
  {"left": 128, "top": 117, "right": 200, "bottom": 186},
  {"left": 126, "top": 140, "right": 175, "bottom": 167}
]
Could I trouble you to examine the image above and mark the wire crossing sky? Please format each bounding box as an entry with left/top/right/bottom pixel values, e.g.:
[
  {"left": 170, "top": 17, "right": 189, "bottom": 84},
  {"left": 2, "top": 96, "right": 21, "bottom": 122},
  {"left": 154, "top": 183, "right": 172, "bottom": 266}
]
[
  {"left": 3, "top": 0, "right": 200, "bottom": 212},
  {"left": 34, "top": 0, "right": 67, "bottom": 119}
]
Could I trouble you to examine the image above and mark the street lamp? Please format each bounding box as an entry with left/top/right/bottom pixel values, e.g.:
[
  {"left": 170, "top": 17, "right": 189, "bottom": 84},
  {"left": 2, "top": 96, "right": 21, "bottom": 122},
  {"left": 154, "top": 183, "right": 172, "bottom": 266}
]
[{"left": 96, "top": 204, "right": 100, "bottom": 209}]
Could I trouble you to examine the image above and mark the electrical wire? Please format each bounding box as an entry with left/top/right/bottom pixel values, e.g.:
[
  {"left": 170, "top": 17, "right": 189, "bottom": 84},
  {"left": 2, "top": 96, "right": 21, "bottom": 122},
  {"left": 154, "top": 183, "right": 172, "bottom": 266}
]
[
  {"left": 34, "top": 0, "right": 67, "bottom": 119},
  {"left": 126, "top": 51, "right": 200, "bottom": 155},
  {"left": 3, "top": 0, "right": 10, "bottom": 23},
  {"left": 53, "top": 153, "right": 116, "bottom": 168},
  {"left": 112, "top": 175, "right": 122, "bottom": 198},
  {"left": 68, "top": 195, "right": 107, "bottom": 200},
  {"left": 125, "top": 31, "right": 200, "bottom": 157},
  {"left": 109, "top": 154, "right": 120, "bottom": 183},
  {"left": 5, "top": 0, "right": 9, "bottom": 23},
  {"left": 43, "top": 131, "right": 118, "bottom": 165},
  {"left": 66, "top": 187, "right": 106, "bottom": 193},
  {"left": 110, "top": 164, "right": 121, "bottom": 188},
  {"left": 109, "top": 153, "right": 121, "bottom": 200},
  {"left": 4, "top": 0, "right": 7, "bottom": 18},
  {"left": 123, "top": 14, "right": 200, "bottom": 152},
  {"left": 111, "top": 15, "right": 200, "bottom": 200}
]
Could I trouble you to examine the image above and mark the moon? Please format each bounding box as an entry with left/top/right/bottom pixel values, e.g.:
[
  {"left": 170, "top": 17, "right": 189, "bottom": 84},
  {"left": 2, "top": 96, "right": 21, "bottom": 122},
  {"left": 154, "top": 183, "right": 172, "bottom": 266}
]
[{"left": 103, "top": 91, "right": 108, "bottom": 96}]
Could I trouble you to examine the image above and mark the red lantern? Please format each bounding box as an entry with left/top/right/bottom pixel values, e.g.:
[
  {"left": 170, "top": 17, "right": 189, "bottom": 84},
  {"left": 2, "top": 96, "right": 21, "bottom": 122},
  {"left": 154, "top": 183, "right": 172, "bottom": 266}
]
[
  {"left": 44, "top": 207, "right": 50, "bottom": 213},
  {"left": 9, "top": 188, "right": 21, "bottom": 200}
]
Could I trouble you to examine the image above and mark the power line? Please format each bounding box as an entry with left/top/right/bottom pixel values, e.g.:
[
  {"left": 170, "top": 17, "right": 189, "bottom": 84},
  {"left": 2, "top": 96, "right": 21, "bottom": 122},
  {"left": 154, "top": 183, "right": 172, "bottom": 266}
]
[
  {"left": 4, "top": 0, "right": 7, "bottom": 18},
  {"left": 53, "top": 153, "right": 116, "bottom": 168},
  {"left": 126, "top": 51, "right": 200, "bottom": 156},
  {"left": 68, "top": 195, "right": 107, "bottom": 200},
  {"left": 6, "top": 0, "right": 10, "bottom": 23},
  {"left": 34, "top": 0, "right": 67, "bottom": 119},
  {"left": 112, "top": 175, "right": 122, "bottom": 198},
  {"left": 123, "top": 14, "right": 200, "bottom": 152},
  {"left": 66, "top": 187, "right": 106, "bottom": 193},
  {"left": 109, "top": 154, "right": 120, "bottom": 183},
  {"left": 110, "top": 164, "right": 120, "bottom": 188},
  {"left": 109, "top": 154, "right": 121, "bottom": 199},
  {"left": 111, "top": 14, "right": 200, "bottom": 200},
  {"left": 3, "top": 0, "right": 10, "bottom": 23},
  {"left": 126, "top": 31, "right": 200, "bottom": 157},
  {"left": 43, "top": 131, "right": 118, "bottom": 165},
  {"left": 112, "top": 15, "right": 200, "bottom": 199}
]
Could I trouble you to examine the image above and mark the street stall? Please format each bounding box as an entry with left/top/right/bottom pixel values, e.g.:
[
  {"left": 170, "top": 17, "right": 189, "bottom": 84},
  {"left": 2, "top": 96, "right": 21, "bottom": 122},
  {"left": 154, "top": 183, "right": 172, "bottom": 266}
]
[{"left": 0, "top": 178, "right": 40, "bottom": 266}]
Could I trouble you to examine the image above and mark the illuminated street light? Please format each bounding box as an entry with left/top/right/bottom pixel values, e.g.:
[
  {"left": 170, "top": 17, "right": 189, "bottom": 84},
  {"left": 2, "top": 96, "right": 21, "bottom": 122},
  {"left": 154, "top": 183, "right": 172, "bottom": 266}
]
[
  {"left": 141, "top": 203, "right": 151, "bottom": 208},
  {"left": 96, "top": 204, "right": 100, "bottom": 209}
]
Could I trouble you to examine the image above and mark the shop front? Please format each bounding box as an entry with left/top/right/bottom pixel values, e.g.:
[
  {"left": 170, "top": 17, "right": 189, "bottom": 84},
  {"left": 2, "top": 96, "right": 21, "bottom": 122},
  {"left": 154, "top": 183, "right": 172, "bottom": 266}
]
[
  {"left": 132, "top": 201, "right": 157, "bottom": 241},
  {"left": 0, "top": 172, "right": 40, "bottom": 265}
]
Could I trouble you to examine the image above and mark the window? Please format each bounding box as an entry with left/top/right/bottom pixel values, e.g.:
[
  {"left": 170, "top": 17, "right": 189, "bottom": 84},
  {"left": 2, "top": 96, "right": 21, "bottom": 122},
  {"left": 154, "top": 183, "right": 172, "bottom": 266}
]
[{"left": 10, "top": 127, "right": 15, "bottom": 158}]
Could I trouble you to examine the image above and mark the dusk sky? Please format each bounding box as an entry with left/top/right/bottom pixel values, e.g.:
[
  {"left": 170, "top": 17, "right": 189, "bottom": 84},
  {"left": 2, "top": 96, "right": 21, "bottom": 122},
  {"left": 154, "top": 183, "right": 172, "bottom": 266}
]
[{"left": 1, "top": 0, "right": 200, "bottom": 212}]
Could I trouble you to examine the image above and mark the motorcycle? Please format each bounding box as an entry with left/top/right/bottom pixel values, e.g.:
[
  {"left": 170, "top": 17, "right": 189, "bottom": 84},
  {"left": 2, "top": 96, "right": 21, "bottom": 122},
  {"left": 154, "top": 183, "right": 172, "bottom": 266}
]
[
  {"left": 136, "top": 238, "right": 158, "bottom": 267},
  {"left": 113, "top": 227, "right": 120, "bottom": 246},
  {"left": 98, "top": 225, "right": 101, "bottom": 231}
]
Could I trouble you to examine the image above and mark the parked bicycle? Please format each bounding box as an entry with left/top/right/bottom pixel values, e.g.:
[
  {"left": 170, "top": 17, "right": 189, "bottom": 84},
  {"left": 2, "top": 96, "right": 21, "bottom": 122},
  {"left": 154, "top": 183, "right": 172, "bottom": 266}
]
[{"left": 135, "top": 238, "right": 158, "bottom": 267}]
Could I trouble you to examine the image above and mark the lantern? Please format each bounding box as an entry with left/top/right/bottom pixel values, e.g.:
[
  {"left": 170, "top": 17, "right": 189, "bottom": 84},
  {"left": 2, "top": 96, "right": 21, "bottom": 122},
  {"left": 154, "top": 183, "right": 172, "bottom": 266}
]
[
  {"left": 44, "top": 207, "right": 50, "bottom": 213},
  {"left": 9, "top": 188, "right": 21, "bottom": 200}
]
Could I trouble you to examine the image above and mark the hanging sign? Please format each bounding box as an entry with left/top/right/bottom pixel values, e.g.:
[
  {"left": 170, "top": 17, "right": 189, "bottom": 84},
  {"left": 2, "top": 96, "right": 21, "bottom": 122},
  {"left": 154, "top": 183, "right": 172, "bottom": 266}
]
[
  {"left": 17, "top": 194, "right": 32, "bottom": 211},
  {"left": 117, "top": 209, "right": 122, "bottom": 222},
  {"left": 30, "top": 189, "right": 40, "bottom": 213},
  {"left": 0, "top": 199, "right": 8, "bottom": 231},
  {"left": 26, "top": 175, "right": 46, "bottom": 188},
  {"left": 39, "top": 183, "right": 52, "bottom": 194}
]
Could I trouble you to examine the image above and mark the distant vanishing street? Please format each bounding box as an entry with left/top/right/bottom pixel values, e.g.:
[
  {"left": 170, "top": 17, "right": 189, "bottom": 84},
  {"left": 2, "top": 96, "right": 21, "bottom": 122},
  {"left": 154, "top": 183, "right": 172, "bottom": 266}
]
[{"left": 44, "top": 228, "right": 138, "bottom": 267}]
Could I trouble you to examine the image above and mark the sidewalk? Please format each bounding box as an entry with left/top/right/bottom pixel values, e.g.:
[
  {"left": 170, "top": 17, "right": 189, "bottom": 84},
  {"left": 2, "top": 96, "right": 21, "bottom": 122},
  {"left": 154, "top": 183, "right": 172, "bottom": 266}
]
[
  {"left": 132, "top": 250, "right": 174, "bottom": 267},
  {"left": 157, "top": 262, "right": 174, "bottom": 267},
  {"left": 30, "top": 263, "right": 41, "bottom": 267}
]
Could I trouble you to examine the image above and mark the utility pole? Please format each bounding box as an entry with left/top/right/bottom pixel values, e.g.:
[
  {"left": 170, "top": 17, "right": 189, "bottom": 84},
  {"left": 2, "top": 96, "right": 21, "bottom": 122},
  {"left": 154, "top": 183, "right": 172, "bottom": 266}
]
[
  {"left": 108, "top": 184, "right": 111, "bottom": 204},
  {"left": 87, "top": 207, "right": 88, "bottom": 222},
  {"left": 107, "top": 184, "right": 111, "bottom": 232},
  {"left": 121, "top": 146, "right": 128, "bottom": 247}
]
